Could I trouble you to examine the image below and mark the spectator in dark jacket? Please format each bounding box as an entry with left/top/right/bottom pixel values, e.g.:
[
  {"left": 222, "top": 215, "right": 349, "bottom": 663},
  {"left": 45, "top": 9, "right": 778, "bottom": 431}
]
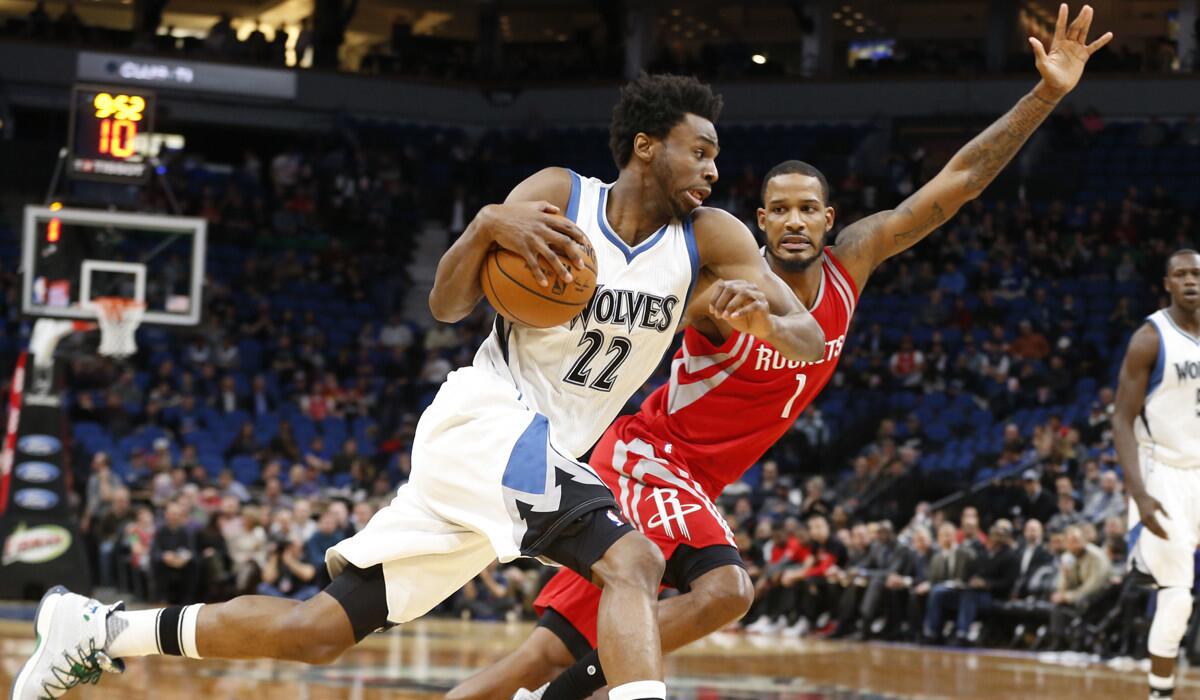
[
  {"left": 882, "top": 524, "right": 935, "bottom": 640},
  {"left": 1046, "top": 491, "right": 1086, "bottom": 535},
  {"left": 831, "top": 520, "right": 901, "bottom": 638},
  {"left": 247, "top": 374, "right": 276, "bottom": 417},
  {"left": 94, "top": 487, "right": 134, "bottom": 590},
  {"left": 1016, "top": 469, "right": 1057, "bottom": 524},
  {"left": 1011, "top": 519, "right": 1055, "bottom": 600},
  {"left": 257, "top": 536, "right": 319, "bottom": 601},
  {"left": 224, "top": 421, "right": 260, "bottom": 462},
  {"left": 151, "top": 500, "right": 198, "bottom": 604},
  {"left": 953, "top": 520, "right": 1019, "bottom": 644},
  {"left": 303, "top": 509, "right": 344, "bottom": 588}
]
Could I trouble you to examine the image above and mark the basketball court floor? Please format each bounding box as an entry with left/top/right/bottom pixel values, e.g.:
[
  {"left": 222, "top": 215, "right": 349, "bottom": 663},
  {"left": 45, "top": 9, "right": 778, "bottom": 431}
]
[{"left": 0, "top": 614, "right": 1186, "bottom": 699}]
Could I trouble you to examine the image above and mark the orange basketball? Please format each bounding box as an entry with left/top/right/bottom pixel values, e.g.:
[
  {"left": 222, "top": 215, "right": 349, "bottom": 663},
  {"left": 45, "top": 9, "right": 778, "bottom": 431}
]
[{"left": 481, "top": 241, "right": 598, "bottom": 329}]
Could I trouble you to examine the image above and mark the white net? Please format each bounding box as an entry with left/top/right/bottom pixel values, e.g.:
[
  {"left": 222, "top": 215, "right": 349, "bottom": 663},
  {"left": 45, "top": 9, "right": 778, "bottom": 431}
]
[{"left": 86, "top": 297, "right": 145, "bottom": 358}]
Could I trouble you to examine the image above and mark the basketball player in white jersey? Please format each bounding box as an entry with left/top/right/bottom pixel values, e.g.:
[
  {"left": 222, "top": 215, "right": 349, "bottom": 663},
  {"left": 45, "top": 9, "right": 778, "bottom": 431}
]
[
  {"left": 445, "top": 6, "right": 1113, "bottom": 699},
  {"left": 1114, "top": 249, "right": 1200, "bottom": 700},
  {"left": 12, "top": 75, "right": 827, "bottom": 700}
]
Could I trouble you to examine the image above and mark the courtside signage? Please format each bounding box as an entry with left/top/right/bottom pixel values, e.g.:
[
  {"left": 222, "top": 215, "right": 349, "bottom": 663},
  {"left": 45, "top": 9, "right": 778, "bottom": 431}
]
[
  {"left": 2, "top": 524, "right": 71, "bottom": 566},
  {"left": 17, "top": 435, "right": 60, "bottom": 456},
  {"left": 14, "top": 462, "right": 60, "bottom": 483}
]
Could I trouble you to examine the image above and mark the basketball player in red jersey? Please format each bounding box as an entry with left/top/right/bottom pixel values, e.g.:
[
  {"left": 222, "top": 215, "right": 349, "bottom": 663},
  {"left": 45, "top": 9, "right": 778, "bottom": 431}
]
[{"left": 448, "top": 6, "right": 1110, "bottom": 700}]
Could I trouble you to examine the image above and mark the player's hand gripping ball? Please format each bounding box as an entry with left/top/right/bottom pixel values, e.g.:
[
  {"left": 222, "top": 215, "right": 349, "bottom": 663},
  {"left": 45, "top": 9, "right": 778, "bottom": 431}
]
[{"left": 481, "top": 209, "right": 598, "bottom": 328}]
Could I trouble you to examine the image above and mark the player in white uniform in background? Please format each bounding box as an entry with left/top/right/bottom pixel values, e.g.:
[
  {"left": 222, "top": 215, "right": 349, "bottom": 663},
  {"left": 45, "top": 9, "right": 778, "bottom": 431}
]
[
  {"left": 1114, "top": 248, "right": 1200, "bottom": 700},
  {"left": 11, "top": 74, "right": 826, "bottom": 700}
]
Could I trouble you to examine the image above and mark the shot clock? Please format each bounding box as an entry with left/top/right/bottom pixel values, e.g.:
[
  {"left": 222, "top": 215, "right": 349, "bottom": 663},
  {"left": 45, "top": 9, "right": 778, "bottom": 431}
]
[{"left": 67, "top": 84, "right": 156, "bottom": 183}]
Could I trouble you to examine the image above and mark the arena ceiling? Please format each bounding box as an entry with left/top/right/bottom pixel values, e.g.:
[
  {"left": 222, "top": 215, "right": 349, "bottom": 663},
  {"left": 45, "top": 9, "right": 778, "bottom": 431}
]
[{"left": 0, "top": 0, "right": 1182, "bottom": 52}]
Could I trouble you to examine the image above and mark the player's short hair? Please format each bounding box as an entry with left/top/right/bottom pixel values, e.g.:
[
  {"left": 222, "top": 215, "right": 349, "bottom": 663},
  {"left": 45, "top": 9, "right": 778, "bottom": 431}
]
[
  {"left": 609, "top": 73, "right": 723, "bottom": 169},
  {"left": 761, "top": 160, "right": 831, "bottom": 205},
  {"left": 1165, "top": 248, "right": 1200, "bottom": 275}
]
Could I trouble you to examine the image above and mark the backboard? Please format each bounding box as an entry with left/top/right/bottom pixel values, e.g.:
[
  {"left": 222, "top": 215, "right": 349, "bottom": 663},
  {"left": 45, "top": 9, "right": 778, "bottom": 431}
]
[{"left": 21, "top": 206, "right": 206, "bottom": 326}]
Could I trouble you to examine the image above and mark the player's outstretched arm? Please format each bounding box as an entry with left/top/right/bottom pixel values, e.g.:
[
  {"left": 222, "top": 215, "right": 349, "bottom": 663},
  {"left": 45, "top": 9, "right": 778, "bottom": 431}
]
[
  {"left": 833, "top": 3, "right": 1112, "bottom": 284},
  {"left": 693, "top": 207, "right": 825, "bottom": 362},
  {"left": 428, "top": 167, "right": 591, "bottom": 323},
  {"left": 1112, "top": 322, "right": 1170, "bottom": 539}
]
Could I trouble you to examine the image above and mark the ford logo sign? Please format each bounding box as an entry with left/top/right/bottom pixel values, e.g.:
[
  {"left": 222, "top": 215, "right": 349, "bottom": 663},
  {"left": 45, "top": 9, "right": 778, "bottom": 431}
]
[
  {"left": 14, "top": 489, "right": 59, "bottom": 511},
  {"left": 17, "top": 435, "right": 61, "bottom": 457},
  {"left": 14, "top": 462, "right": 59, "bottom": 484}
]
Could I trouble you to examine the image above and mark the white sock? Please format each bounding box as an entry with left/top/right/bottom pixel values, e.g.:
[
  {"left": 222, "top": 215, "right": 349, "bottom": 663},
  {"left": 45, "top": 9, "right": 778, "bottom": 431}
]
[
  {"left": 179, "top": 603, "right": 204, "bottom": 659},
  {"left": 608, "top": 680, "right": 666, "bottom": 700},
  {"left": 105, "top": 609, "right": 159, "bottom": 658},
  {"left": 1150, "top": 672, "right": 1175, "bottom": 698},
  {"left": 106, "top": 604, "right": 205, "bottom": 659}
]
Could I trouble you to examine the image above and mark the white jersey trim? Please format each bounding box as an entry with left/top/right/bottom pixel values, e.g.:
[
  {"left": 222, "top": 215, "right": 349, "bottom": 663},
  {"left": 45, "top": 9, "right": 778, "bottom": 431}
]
[
  {"left": 824, "top": 253, "right": 855, "bottom": 317},
  {"left": 667, "top": 332, "right": 756, "bottom": 415},
  {"left": 1160, "top": 310, "right": 1200, "bottom": 346}
]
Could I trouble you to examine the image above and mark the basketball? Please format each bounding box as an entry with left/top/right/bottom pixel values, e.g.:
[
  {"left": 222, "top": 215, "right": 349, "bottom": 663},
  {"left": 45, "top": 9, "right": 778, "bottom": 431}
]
[
  {"left": 6, "top": 3, "right": 1178, "bottom": 700},
  {"left": 481, "top": 240, "right": 598, "bottom": 328}
]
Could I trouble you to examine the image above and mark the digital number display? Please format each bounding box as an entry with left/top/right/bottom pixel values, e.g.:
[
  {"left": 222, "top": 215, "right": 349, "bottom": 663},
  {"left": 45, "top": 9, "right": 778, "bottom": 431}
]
[{"left": 68, "top": 85, "right": 156, "bottom": 183}]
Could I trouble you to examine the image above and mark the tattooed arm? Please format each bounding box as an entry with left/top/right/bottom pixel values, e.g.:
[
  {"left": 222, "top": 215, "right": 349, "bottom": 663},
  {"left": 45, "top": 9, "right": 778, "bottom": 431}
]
[{"left": 833, "top": 3, "right": 1112, "bottom": 289}]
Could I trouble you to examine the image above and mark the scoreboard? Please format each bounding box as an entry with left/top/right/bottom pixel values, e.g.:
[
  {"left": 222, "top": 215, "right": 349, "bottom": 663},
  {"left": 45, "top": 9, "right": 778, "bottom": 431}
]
[{"left": 67, "top": 84, "right": 156, "bottom": 183}]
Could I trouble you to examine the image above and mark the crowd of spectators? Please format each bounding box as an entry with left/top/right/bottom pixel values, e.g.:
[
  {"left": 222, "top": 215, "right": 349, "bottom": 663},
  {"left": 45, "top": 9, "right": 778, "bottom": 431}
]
[
  {"left": 0, "top": 111, "right": 1198, "bottom": 659},
  {"left": 735, "top": 435, "right": 1152, "bottom": 660}
]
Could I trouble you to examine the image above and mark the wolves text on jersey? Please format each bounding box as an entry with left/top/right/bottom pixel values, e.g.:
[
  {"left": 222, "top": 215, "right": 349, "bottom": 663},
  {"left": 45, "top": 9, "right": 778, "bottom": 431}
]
[
  {"left": 569, "top": 285, "right": 679, "bottom": 334},
  {"left": 1175, "top": 360, "right": 1200, "bottom": 382},
  {"left": 754, "top": 334, "right": 847, "bottom": 372}
]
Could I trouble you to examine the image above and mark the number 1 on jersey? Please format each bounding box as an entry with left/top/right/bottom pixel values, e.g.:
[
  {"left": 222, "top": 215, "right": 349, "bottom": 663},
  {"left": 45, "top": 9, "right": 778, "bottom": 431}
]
[{"left": 781, "top": 373, "right": 807, "bottom": 418}]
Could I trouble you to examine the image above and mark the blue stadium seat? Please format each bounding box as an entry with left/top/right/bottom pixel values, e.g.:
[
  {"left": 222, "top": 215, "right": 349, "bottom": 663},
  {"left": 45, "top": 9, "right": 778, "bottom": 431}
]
[{"left": 230, "top": 455, "right": 259, "bottom": 486}]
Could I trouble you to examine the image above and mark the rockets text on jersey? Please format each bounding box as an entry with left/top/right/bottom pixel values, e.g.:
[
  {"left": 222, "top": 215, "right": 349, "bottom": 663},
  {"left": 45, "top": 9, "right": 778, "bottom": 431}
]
[{"left": 632, "top": 248, "right": 858, "bottom": 498}]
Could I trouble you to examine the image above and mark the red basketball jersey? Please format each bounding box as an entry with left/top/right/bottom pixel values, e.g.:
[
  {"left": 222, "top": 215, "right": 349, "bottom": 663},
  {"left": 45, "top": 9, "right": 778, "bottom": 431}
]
[{"left": 635, "top": 249, "right": 858, "bottom": 498}]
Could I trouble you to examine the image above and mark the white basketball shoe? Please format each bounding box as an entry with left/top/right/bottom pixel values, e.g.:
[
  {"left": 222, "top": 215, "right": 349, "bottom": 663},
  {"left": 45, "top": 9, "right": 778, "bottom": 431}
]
[{"left": 10, "top": 586, "right": 125, "bottom": 700}]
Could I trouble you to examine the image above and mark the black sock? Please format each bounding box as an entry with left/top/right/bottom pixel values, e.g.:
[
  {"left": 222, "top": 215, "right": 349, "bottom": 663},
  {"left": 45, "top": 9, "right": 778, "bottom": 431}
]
[
  {"left": 154, "top": 606, "right": 186, "bottom": 656},
  {"left": 543, "top": 648, "right": 607, "bottom": 700}
]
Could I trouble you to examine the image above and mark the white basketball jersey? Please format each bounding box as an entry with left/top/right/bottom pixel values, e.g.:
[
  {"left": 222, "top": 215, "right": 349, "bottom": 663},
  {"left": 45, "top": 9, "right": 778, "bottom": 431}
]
[
  {"left": 1135, "top": 309, "right": 1200, "bottom": 469},
  {"left": 474, "top": 170, "right": 699, "bottom": 457}
]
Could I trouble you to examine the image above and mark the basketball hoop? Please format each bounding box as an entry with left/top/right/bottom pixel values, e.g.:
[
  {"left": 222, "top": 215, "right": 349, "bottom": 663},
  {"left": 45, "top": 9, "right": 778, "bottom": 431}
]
[{"left": 85, "top": 297, "right": 145, "bottom": 358}]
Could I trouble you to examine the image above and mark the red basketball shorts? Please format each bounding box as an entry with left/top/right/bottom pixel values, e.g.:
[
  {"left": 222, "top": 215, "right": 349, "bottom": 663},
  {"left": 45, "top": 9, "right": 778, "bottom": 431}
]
[{"left": 533, "top": 415, "right": 740, "bottom": 648}]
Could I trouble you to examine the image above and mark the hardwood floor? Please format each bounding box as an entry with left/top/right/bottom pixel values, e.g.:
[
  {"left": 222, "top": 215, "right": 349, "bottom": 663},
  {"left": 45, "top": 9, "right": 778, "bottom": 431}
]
[{"left": 0, "top": 616, "right": 1185, "bottom": 699}]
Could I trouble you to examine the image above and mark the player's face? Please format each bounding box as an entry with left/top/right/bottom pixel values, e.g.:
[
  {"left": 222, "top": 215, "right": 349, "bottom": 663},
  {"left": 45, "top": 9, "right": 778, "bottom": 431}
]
[
  {"left": 1164, "top": 253, "right": 1200, "bottom": 311},
  {"left": 651, "top": 113, "right": 719, "bottom": 219},
  {"left": 757, "top": 174, "right": 835, "bottom": 272}
]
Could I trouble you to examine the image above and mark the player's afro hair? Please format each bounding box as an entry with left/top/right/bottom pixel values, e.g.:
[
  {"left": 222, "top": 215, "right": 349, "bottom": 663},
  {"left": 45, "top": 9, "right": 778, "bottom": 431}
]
[{"left": 609, "top": 73, "right": 723, "bottom": 169}]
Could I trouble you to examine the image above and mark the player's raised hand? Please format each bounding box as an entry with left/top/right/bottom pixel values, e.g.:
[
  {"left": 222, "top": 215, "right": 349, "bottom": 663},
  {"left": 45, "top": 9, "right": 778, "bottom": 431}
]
[
  {"left": 1029, "top": 4, "right": 1113, "bottom": 99},
  {"left": 1134, "top": 491, "right": 1171, "bottom": 540},
  {"left": 709, "top": 279, "right": 773, "bottom": 339},
  {"left": 483, "top": 201, "right": 590, "bottom": 287}
]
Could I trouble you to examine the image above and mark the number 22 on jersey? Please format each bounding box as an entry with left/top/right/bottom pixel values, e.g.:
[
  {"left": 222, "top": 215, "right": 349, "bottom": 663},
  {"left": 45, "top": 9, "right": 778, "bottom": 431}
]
[{"left": 564, "top": 330, "right": 632, "bottom": 392}]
